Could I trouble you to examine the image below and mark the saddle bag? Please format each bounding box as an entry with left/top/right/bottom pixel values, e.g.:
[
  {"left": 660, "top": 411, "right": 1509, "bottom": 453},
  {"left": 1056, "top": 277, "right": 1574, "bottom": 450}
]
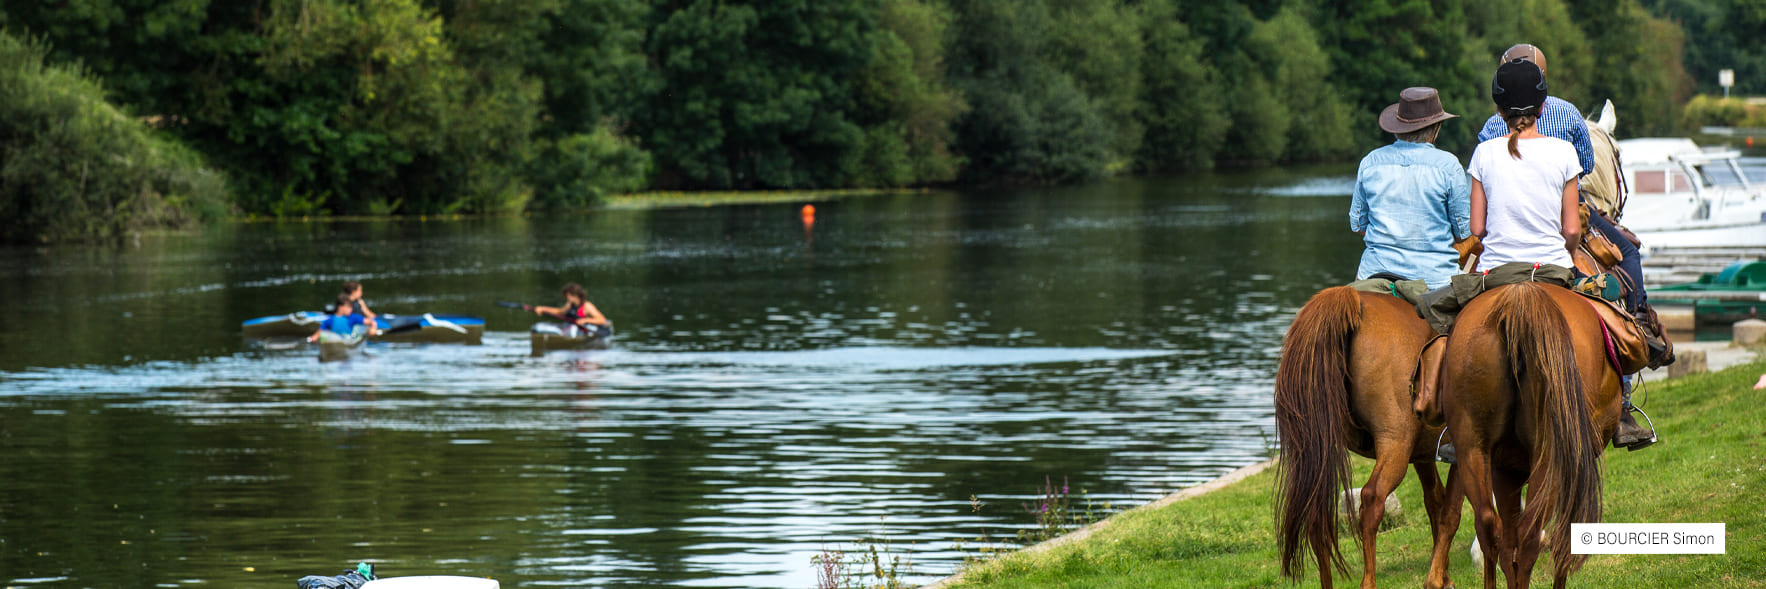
[
  {"left": 1584, "top": 227, "right": 1625, "bottom": 267},
  {"left": 1585, "top": 297, "right": 1651, "bottom": 374},
  {"left": 1579, "top": 202, "right": 1625, "bottom": 267}
]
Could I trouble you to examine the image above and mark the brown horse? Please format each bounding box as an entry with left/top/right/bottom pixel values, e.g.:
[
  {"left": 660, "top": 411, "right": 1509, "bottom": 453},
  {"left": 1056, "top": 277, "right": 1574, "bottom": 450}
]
[
  {"left": 1436, "top": 282, "right": 1622, "bottom": 589},
  {"left": 1276, "top": 286, "right": 1462, "bottom": 589}
]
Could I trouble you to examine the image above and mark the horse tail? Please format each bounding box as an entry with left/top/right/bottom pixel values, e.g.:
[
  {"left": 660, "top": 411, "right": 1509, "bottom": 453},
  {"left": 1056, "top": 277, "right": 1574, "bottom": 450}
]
[
  {"left": 1490, "top": 282, "right": 1603, "bottom": 576},
  {"left": 1275, "top": 286, "right": 1361, "bottom": 580}
]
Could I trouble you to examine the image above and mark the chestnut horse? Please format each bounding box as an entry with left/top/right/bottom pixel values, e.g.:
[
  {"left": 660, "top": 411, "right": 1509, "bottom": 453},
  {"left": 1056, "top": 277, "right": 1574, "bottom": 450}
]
[
  {"left": 1436, "top": 282, "right": 1622, "bottom": 589},
  {"left": 1276, "top": 286, "right": 1461, "bottom": 589}
]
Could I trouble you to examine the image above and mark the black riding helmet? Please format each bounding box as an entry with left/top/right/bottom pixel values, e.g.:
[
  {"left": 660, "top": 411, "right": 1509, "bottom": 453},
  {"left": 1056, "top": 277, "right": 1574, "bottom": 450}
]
[{"left": 1491, "top": 59, "right": 1548, "bottom": 116}]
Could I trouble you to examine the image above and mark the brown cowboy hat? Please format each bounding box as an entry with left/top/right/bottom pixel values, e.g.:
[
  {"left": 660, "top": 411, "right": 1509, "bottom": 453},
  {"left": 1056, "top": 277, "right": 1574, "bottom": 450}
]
[{"left": 1379, "top": 87, "right": 1458, "bottom": 134}]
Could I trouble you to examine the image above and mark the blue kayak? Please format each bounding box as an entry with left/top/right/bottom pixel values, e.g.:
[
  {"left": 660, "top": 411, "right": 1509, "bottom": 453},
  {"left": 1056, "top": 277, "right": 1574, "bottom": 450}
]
[{"left": 242, "top": 312, "right": 485, "bottom": 344}]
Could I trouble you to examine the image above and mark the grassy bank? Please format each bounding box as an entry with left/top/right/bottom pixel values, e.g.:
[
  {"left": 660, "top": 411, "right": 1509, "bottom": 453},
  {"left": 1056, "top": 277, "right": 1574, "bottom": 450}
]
[
  {"left": 601, "top": 188, "right": 920, "bottom": 210},
  {"left": 945, "top": 360, "right": 1766, "bottom": 588}
]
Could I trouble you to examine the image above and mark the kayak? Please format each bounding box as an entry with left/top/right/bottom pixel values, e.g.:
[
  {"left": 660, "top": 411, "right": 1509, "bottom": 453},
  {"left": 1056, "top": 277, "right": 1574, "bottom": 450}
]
[
  {"left": 242, "top": 312, "right": 485, "bottom": 344},
  {"left": 530, "top": 322, "right": 613, "bottom": 355},
  {"left": 316, "top": 325, "right": 368, "bottom": 362}
]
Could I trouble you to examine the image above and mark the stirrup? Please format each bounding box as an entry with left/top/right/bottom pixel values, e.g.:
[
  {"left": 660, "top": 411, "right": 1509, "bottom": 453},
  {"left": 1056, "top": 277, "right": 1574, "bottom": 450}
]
[
  {"left": 1625, "top": 406, "right": 1659, "bottom": 451},
  {"left": 1434, "top": 428, "right": 1456, "bottom": 464}
]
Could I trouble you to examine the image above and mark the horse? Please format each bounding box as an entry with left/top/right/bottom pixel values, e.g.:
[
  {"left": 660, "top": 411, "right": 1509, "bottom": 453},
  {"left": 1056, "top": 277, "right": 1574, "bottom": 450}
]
[
  {"left": 1275, "top": 286, "right": 1463, "bottom": 589},
  {"left": 1435, "top": 281, "right": 1623, "bottom": 589}
]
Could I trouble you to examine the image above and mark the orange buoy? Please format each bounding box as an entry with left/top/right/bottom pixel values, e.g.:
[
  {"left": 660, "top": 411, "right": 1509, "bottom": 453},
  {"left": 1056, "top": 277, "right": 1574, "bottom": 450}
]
[
  {"left": 1748, "top": 136, "right": 1755, "bottom": 148},
  {"left": 801, "top": 204, "right": 816, "bottom": 216}
]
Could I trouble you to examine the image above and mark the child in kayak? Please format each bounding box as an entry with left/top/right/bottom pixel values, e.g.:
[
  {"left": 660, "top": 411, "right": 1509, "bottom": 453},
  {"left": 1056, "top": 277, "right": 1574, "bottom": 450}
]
[
  {"left": 531, "top": 283, "right": 609, "bottom": 333},
  {"left": 309, "top": 294, "right": 380, "bottom": 342},
  {"left": 341, "top": 280, "right": 376, "bottom": 320}
]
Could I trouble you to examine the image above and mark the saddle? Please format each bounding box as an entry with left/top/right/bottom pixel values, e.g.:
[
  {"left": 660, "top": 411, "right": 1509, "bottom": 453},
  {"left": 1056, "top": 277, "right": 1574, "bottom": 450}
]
[{"left": 1406, "top": 260, "right": 1654, "bottom": 425}]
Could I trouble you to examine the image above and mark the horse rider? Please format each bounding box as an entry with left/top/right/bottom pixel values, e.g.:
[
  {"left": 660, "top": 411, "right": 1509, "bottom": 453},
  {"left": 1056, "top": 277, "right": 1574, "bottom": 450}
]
[
  {"left": 1351, "top": 87, "right": 1472, "bottom": 290},
  {"left": 1474, "top": 46, "right": 1658, "bottom": 450}
]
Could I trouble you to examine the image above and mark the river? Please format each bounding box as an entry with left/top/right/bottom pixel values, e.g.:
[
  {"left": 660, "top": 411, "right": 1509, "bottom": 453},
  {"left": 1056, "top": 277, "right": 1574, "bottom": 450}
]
[{"left": 0, "top": 168, "right": 1364, "bottom": 587}]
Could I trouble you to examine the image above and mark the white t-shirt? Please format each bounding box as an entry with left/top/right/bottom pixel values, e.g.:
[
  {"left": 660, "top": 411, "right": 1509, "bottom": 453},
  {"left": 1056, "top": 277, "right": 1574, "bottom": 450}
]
[{"left": 1467, "top": 136, "right": 1580, "bottom": 272}]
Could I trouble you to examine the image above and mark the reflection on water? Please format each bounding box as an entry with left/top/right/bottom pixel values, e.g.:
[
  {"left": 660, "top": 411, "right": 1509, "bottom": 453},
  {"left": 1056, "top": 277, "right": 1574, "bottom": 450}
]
[{"left": 0, "top": 172, "right": 1363, "bottom": 587}]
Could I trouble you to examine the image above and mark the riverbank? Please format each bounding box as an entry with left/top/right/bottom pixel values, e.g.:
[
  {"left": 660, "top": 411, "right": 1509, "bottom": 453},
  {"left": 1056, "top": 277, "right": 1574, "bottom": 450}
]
[
  {"left": 602, "top": 188, "right": 922, "bottom": 210},
  {"left": 226, "top": 188, "right": 914, "bottom": 223},
  {"left": 934, "top": 357, "right": 1766, "bottom": 588}
]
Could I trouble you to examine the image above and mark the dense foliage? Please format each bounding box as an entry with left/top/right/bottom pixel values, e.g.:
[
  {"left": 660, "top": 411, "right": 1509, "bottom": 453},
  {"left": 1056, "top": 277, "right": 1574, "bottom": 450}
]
[
  {"left": 0, "top": 0, "right": 1734, "bottom": 231},
  {"left": 0, "top": 33, "right": 227, "bottom": 243}
]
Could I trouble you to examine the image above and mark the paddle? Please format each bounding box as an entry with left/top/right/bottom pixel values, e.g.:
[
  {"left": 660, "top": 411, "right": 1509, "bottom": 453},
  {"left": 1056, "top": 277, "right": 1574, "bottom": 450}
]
[{"left": 498, "top": 301, "right": 568, "bottom": 322}]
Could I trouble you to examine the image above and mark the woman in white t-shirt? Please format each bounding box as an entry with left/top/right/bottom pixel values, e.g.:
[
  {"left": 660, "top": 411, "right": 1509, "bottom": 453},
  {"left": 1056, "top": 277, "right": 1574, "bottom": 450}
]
[{"left": 1467, "top": 59, "right": 1581, "bottom": 273}]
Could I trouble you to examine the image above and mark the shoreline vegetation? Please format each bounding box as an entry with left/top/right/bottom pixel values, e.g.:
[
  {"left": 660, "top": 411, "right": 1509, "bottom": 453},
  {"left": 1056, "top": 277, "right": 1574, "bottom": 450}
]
[
  {"left": 5, "top": 0, "right": 1758, "bottom": 243},
  {"left": 931, "top": 357, "right": 1766, "bottom": 588},
  {"left": 224, "top": 188, "right": 912, "bottom": 223}
]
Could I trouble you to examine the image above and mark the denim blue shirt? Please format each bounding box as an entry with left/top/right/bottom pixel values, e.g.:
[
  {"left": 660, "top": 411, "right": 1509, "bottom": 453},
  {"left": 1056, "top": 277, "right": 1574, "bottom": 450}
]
[
  {"left": 1350, "top": 140, "right": 1472, "bottom": 289},
  {"left": 1479, "top": 96, "right": 1593, "bottom": 176}
]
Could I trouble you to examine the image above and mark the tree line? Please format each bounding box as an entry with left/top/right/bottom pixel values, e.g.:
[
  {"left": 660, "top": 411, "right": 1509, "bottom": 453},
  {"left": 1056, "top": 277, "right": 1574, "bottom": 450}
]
[{"left": 0, "top": 0, "right": 1738, "bottom": 242}]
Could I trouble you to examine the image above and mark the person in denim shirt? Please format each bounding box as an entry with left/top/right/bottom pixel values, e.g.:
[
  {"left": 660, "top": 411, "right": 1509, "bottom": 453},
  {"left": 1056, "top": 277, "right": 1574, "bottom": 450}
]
[{"left": 1350, "top": 87, "right": 1471, "bottom": 289}]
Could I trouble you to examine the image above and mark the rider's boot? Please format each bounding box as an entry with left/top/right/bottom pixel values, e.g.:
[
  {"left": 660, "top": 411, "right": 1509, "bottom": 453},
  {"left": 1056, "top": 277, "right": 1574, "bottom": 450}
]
[
  {"left": 1613, "top": 375, "right": 1658, "bottom": 450},
  {"left": 1435, "top": 439, "right": 1457, "bottom": 465},
  {"left": 1636, "top": 303, "right": 1676, "bottom": 369}
]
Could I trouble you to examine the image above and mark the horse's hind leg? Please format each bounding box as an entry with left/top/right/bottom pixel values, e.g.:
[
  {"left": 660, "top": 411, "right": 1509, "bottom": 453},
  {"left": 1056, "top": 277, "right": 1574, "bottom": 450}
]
[
  {"left": 1418, "top": 462, "right": 1462, "bottom": 589},
  {"left": 1495, "top": 470, "right": 1536, "bottom": 589},
  {"left": 1457, "top": 448, "right": 1503, "bottom": 589},
  {"left": 1356, "top": 444, "right": 1412, "bottom": 589}
]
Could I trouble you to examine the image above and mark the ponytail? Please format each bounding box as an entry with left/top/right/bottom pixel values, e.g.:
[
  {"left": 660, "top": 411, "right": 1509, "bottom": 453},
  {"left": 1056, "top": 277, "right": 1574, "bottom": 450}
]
[{"left": 1504, "top": 112, "right": 1537, "bottom": 160}]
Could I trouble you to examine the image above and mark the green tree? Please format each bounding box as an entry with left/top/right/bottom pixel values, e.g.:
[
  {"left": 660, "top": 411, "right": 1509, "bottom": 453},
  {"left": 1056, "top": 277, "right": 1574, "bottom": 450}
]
[
  {"left": 1309, "top": 0, "right": 1485, "bottom": 151},
  {"left": 1568, "top": 0, "right": 1691, "bottom": 136},
  {"left": 946, "top": 0, "right": 1114, "bottom": 183},
  {"left": 522, "top": 0, "right": 658, "bottom": 137},
  {"left": 1251, "top": 7, "right": 1355, "bottom": 162},
  {"left": 850, "top": 0, "right": 967, "bottom": 186},
  {"left": 1648, "top": 0, "right": 1766, "bottom": 96},
  {"left": 0, "top": 33, "right": 228, "bottom": 243},
  {"left": 1044, "top": 0, "right": 1145, "bottom": 170},
  {"left": 1137, "top": 0, "right": 1227, "bottom": 171},
  {"left": 1464, "top": 0, "right": 1594, "bottom": 110},
  {"left": 641, "top": 0, "right": 881, "bottom": 189}
]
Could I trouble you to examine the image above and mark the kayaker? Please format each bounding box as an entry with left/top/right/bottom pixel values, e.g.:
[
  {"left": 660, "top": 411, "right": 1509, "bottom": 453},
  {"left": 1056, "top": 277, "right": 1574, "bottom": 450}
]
[
  {"left": 342, "top": 280, "right": 377, "bottom": 320},
  {"left": 532, "top": 283, "right": 609, "bottom": 329},
  {"left": 309, "top": 294, "right": 379, "bottom": 342}
]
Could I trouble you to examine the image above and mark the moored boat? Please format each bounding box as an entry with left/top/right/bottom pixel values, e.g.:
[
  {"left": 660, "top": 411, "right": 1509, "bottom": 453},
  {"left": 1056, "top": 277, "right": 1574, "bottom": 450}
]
[
  {"left": 1616, "top": 138, "right": 1766, "bottom": 249},
  {"left": 530, "top": 322, "right": 613, "bottom": 355},
  {"left": 1652, "top": 259, "right": 1766, "bottom": 325},
  {"left": 242, "top": 312, "right": 485, "bottom": 344}
]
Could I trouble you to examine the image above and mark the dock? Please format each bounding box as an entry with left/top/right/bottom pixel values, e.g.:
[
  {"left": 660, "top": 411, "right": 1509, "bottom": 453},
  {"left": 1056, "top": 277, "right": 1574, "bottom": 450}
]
[{"left": 1641, "top": 246, "right": 1766, "bottom": 286}]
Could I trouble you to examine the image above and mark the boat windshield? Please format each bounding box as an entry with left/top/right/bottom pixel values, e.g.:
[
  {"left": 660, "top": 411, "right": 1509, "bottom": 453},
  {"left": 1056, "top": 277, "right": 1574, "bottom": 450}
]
[{"left": 1695, "top": 156, "right": 1765, "bottom": 187}]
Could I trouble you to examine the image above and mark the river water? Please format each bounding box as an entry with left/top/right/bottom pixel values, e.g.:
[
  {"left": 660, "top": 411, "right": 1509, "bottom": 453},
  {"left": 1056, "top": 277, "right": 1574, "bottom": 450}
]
[{"left": 0, "top": 169, "right": 1364, "bottom": 587}]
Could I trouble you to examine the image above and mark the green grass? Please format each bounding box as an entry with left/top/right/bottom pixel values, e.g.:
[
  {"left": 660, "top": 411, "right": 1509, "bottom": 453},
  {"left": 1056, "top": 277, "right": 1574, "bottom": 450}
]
[{"left": 946, "top": 360, "right": 1766, "bottom": 588}]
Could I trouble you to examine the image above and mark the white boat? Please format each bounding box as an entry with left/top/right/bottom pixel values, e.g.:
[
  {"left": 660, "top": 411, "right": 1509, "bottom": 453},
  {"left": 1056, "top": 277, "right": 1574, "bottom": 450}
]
[{"left": 1616, "top": 137, "right": 1766, "bottom": 249}]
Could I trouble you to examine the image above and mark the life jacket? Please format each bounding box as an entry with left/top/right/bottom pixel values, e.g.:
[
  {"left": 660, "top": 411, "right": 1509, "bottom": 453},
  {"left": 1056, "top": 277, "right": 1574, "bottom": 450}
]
[
  {"left": 563, "top": 302, "right": 589, "bottom": 321},
  {"left": 323, "top": 314, "right": 363, "bottom": 335}
]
